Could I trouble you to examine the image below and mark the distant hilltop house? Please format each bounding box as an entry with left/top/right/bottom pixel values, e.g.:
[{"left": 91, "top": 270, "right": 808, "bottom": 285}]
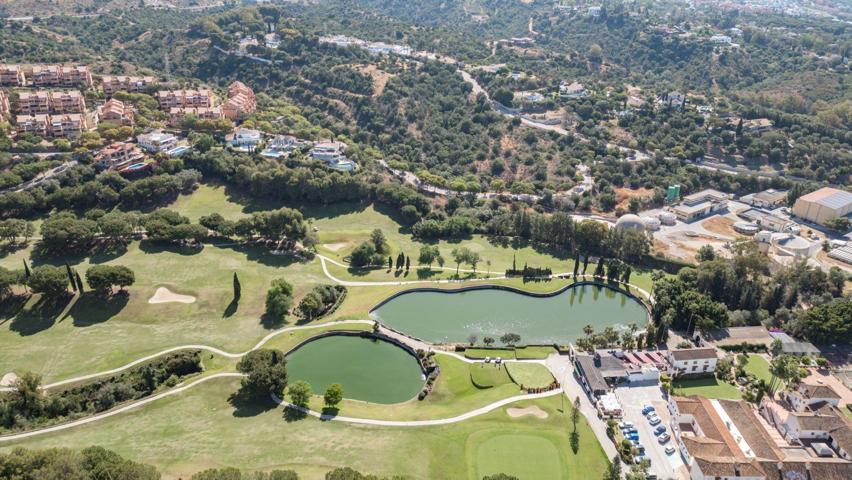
[
  {"left": 137, "top": 130, "right": 179, "bottom": 153},
  {"left": 231, "top": 128, "right": 262, "bottom": 151},
  {"left": 731, "top": 117, "right": 774, "bottom": 135},
  {"left": 792, "top": 187, "right": 852, "bottom": 226},
  {"left": 261, "top": 135, "right": 309, "bottom": 159},
  {"left": 587, "top": 6, "right": 602, "bottom": 17},
  {"left": 94, "top": 142, "right": 145, "bottom": 171},
  {"left": 657, "top": 91, "right": 685, "bottom": 108},
  {"left": 98, "top": 98, "right": 135, "bottom": 127},
  {"left": 710, "top": 34, "right": 733, "bottom": 44},
  {"left": 264, "top": 33, "right": 280, "bottom": 49},
  {"left": 559, "top": 81, "right": 587, "bottom": 98},
  {"left": 310, "top": 140, "right": 357, "bottom": 172},
  {"left": 509, "top": 37, "right": 535, "bottom": 47},
  {"left": 516, "top": 91, "right": 545, "bottom": 103},
  {"left": 101, "top": 75, "right": 158, "bottom": 95},
  {"left": 669, "top": 188, "right": 730, "bottom": 222},
  {"left": 729, "top": 27, "right": 743, "bottom": 36}
]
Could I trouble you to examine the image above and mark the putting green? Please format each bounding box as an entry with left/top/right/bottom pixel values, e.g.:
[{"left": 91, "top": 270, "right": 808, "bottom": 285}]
[
  {"left": 471, "top": 432, "right": 564, "bottom": 480},
  {"left": 286, "top": 335, "right": 424, "bottom": 404}
]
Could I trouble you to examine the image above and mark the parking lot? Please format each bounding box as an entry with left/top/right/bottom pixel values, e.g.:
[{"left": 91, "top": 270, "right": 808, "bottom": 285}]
[{"left": 614, "top": 385, "right": 688, "bottom": 480}]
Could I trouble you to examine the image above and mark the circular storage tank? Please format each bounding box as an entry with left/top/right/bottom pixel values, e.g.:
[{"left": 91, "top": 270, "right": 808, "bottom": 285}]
[
  {"left": 615, "top": 214, "right": 646, "bottom": 232},
  {"left": 658, "top": 211, "right": 677, "bottom": 225},
  {"left": 643, "top": 216, "right": 661, "bottom": 231},
  {"left": 733, "top": 221, "right": 759, "bottom": 235},
  {"left": 755, "top": 230, "right": 773, "bottom": 243}
]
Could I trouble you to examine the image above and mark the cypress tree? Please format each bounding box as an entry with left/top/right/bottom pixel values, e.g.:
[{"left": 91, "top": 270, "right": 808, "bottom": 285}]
[
  {"left": 582, "top": 256, "right": 589, "bottom": 274},
  {"left": 388, "top": 256, "right": 393, "bottom": 270},
  {"left": 512, "top": 254, "right": 516, "bottom": 272},
  {"left": 75, "top": 271, "right": 85, "bottom": 293},
  {"left": 65, "top": 263, "right": 77, "bottom": 292},
  {"left": 233, "top": 272, "right": 241, "bottom": 300},
  {"left": 396, "top": 252, "right": 404, "bottom": 270},
  {"left": 23, "top": 259, "right": 31, "bottom": 278},
  {"left": 573, "top": 254, "right": 580, "bottom": 277},
  {"left": 405, "top": 256, "right": 410, "bottom": 271}
]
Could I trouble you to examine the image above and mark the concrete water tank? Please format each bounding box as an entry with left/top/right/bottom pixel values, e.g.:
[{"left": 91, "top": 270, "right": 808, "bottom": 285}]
[{"left": 615, "top": 214, "right": 646, "bottom": 231}]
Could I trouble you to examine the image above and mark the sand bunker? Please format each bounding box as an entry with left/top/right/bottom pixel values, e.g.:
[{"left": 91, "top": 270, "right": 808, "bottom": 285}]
[
  {"left": 507, "top": 405, "right": 548, "bottom": 419},
  {"left": 1, "top": 372, "right": 20, "bottom": 388},
  {"left": 148, "top": 287, "right": 196, "bottom": 304}
]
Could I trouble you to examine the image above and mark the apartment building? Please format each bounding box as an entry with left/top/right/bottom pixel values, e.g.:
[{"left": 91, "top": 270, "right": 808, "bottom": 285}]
[
  {"left": 168, "top": 106, "right": 223, "bottom": 126},
  {"left": 98, "top": 98, "right": 135, "bottom": 126},
  {"left": 60, "top": 66, "right": 94, "bottom": 88},
  {"left": 48, "top": 113, "right": 88, "bottom": 138},
  {"left": 0, "top": 65, "right": 26, "bottom": 86},
  {"left": 95, "top": 142, "right": 145, "bottom": 170},
  {"left": 156, "top": 89, "right": 214, "bottom": 109},
  {"left": 30, "top": 65, "right": 62, "bottom": 87},
  {"left": 17, "top": 90, "right": 86, "bottom": 115},
  {"left": 222, "top": 81, "right": 256, "bottom": 121},
  {"left": 15, "top": 114, "right": 50, "bottom": 137},
  {"left": 101, "top": 75, "right": 158, "bottom": 95},
  {"left": 0, "top": 91, "right": 9, "bottom": 117}
]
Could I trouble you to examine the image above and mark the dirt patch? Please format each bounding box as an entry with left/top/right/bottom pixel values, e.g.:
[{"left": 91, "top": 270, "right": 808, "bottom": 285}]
[
  {"left": 323, "top": 242, "right": 350, "bottom": 252},
  {"left": 701, "top": 216, "right": 738, "bottom": 237},
  {"left": 614, "top": 187, "right": 653, "bottom": 211},
  {"left": 148, "top": 287, "right": 196, "bottom": 305},
  {"left": 1, "top": 373, "right": 20, "bottom": 388},
  {"left": 354, "top": 64, "right": 394, "bottom": 97},
  {"left": 507, "top": 405, "right": 548, "bottom": 418}
]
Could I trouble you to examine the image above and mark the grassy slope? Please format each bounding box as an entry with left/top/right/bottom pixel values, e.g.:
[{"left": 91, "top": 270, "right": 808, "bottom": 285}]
[
  {"left": 505, "top": 363, "right": 555, "bottom": 389},
  {"left": 0, "top": 377, "right": 607, "bottom": 480}
]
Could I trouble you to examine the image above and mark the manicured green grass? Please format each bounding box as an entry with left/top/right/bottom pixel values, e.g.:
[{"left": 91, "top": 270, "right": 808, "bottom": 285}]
[
  {"left": 505, "top": 363, "right": 555, "bottom": 389},
  {"left": 469, "top": 363, "right": 512, "bottom": 388},
  {"left": 741, "top": 354, "right": 773, "bottom": 383},
  {"left": 673, "top": 377, "right": 743, "bottom": 400},
  {"left": 514, "top": 346, "right": 557, "bottom": 359},
  {"left": 464, "top": 348, "right": 515, "bottom": 359},
  {"left": 0, "top": 377, "right": 608, "bottom": 480}
]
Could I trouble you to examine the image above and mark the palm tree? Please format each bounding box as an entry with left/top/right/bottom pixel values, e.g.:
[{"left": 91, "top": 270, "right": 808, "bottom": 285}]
[{"left": 583, "top": 324, "right": 594, "bottom": 337}]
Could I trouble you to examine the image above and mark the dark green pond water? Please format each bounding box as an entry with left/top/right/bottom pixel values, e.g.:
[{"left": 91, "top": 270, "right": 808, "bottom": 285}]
[
  {"left": 370, "top": 284, "right": 648, "bottom": 344},
  {"left": 286, "top": 335, "right": 424, "bottom": 404}
]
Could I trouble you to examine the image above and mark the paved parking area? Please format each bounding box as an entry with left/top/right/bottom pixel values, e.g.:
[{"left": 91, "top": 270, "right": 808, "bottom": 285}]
[{"left": 614, "top": 385, "right": 689, "bottom": 480}]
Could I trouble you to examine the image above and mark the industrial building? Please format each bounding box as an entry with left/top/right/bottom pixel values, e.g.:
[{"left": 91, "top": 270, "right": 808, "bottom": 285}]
[{"left": 792, "top": 187, "right": 852, "bottom": 226}]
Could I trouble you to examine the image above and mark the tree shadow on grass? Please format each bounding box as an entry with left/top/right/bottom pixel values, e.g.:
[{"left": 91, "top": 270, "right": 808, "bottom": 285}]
[
  {"left": 139, "top": 240, "right": 203, "bottom": 257},
  {"left": 228, "top": 391, "right": 278, "bottom": 418},
  {"left": 283, "top": 405, "right": 308, "bottom": 423},
  {"left": 0, "top": 294, "right": 30, "bottom": 326},
  {"left": 223, "top": 298, "right": 238, "bottom": 318},
  {"left": 319, "top": 407, "right": 340, "bottom": 420},
  {"left": 66, "top": 291, "right": 129, "bottom": 326},
  {"left": 88, "top": 244, "right": 129, "bottom": 264},
  {"left": 570, "top": 430, "right": 580, "bottom": 454},
  {"left": 416, "top": 268, "right": 441, "bottom": 280},
  {"left": 218, "top": 243, "right": 303, "bottom": 268},
  {"left": 8, "top": 294, "right": 72, "bottom": 336},
  {"left": 260, "top": 313, "right": 286, "bottom": 330}
]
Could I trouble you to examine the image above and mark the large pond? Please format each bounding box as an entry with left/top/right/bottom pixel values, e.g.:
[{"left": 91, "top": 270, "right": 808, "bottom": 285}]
[
  {"left": 286, "top": 335, "right": 424, "bottom": 404},
  {"left": 370, "top": 284, "right": 648, "bottom": 345}
]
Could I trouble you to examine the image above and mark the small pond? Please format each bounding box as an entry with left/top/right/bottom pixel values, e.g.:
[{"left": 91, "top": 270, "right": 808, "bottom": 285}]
[
  {"left": 286, "top": 335, "right": 424, "bottom": 404},
  {"left": 370, "top": 284, "right": 648, "bottom": 345}
]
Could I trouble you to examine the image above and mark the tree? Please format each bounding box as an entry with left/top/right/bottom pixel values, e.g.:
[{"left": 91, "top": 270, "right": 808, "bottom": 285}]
[
  {"left": 571, "top": 396, "right": 581, "bottom": 430},
  {"left": 85, "top": 265, "right": 135, "bottom": 294},
  {"left": 28, "top": 265, "right": 69, "bottom": 298},
  {"left": 603, "top": 456, "right": 623, "bottom": 480},
  {"left": 418, "top": 245, "right": 440, "bottom": 269},
  {"left": 452, "top": 247, "right": 475, "bottom": 275},
  {"left": 405, "top": 256, "right": 411, "bottom": 271},
  {"left": 388, "top": 256, "right": 393, "bottom": 270},
  {"left": 194, "top": 133, "right": 216, "bottom": 152},
  {"left": 235, "top": 349, "right": 288, "bottom": 400},
  {"left": 324, "top": 383, "right": 343, "bottom": 409},
  {"left": 499, "top": 333, "right": 521, "bottom": 346},
  {"left": 483, "top": 475, "right": 520, "bottom": 480},
  {"left": 265, "top": 278, "right": 294, "bottom": 321},
  {"left": 467, "top": 334, "right": 478, "bottom": 346},
  {"left": 395, "top": 252, "right": 404, "bottom": 270},
  {"left": 696, "top": 245, "right": 716, "bottom": 262},
  {"left": 297, "top": 292, "right": 323, "bottom": 320},
  {"left": 824, "top": 217, "right": 851, "bottom": 232},
  {"left": 483, "top": 336, "right": 495, "bottom": 346},
  {"left": 467, "top": 251, "right": 481, "bottom": 272},
  {"left": 588, "top": 43, "right": 603, "bottom": 62},
  {"left": 436, "top": 254, "right": 445, "bottom": 269},
  {"left": 23, "top": 259, "right": 31, "bottom": 278},
  {"left": 287, "top": 380, "right": 312, "bottom": 408},
  {"left": 370, "top": 229, "right": 387, "bottom": 254},
  {"left": 233, "top": 273, "right": 241, "bottom": 301}
]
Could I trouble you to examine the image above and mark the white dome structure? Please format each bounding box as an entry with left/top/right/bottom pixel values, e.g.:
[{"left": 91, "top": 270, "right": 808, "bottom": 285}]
[
  {"left": 733, "top": 222, "right": 759, "bottom": 235},
  {"left": 643, "top": 216, "right": 661, "bottom": 230},
  {"left": 658, "top": 211, "right": 677, "bottom": 225},
  {"left": 615, "top": 214, "right": 646, "bottom": 231}
]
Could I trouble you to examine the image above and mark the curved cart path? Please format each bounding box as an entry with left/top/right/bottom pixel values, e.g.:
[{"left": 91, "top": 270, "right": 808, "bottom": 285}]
[{"left": 1, "top": 374, "right": 561, "bottom": 443}]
